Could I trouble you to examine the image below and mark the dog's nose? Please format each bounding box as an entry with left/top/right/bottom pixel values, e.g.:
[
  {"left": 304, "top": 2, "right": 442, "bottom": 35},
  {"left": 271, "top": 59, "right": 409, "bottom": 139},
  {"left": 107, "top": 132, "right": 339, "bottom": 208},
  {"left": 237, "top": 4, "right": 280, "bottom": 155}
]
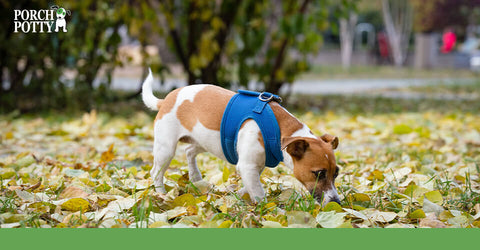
[
  {"left": 331, "top": 197, "right": 341, "bottom": 205},
  {"left": 319, "top": 196, "right": 341, "bottom": 206}
]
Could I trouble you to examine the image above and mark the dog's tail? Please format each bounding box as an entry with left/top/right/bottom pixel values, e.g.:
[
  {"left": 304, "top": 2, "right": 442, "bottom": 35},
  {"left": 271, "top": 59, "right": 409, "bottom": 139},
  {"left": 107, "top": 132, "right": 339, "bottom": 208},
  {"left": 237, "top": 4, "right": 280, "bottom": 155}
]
[{"left": 142, "top": 68, "right": 161, "bottom": 111}]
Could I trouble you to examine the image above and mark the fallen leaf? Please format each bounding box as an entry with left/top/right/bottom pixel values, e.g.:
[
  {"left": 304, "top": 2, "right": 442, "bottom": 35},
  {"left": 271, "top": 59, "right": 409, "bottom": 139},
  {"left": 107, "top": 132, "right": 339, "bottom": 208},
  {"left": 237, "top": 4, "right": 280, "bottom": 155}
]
[
  {"left": 172, "top": 193, "right": 197, "bottom": 208},
  {"left": 262, "top": 221, "right": 283, "bottom": 228},
  {"left": 59, "top": 186, "right": 89, "bottom": 199},
  {"left": 353, "top": 193, "right": 371, "bottom": 202},
  {"left": 423, "top": 197, "right": 444, "bottom": 215},
  {"left": 323, "top": 201, "right": 343, "bottom": 212},
  {"left": 316, "top": 211, "right": 346, "bottom": 228},
  {"left": 61, "top": 198, "right": 91, "bottom": 212},
  {"left": 100, "top": 144, "right": 115, "bottom": 163},
  {"left": 419, "top": 218, "right": 447, "bottom": 228},
  {"left": 368, "top": 211, "right": 397, "bottom": 223},
  {"left": 287, "top": 211, "right": 316, "bottom": 228},
  {"left": 408, "top": 209, "right": 426, "bottom": 219}
]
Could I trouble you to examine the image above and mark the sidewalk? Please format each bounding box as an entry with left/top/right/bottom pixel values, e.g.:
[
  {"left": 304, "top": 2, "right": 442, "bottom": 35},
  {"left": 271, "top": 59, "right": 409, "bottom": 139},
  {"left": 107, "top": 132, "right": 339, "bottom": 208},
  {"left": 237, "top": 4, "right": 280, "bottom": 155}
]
[{"left": 108, "top": 75, "right": 476, "bottom": 99}]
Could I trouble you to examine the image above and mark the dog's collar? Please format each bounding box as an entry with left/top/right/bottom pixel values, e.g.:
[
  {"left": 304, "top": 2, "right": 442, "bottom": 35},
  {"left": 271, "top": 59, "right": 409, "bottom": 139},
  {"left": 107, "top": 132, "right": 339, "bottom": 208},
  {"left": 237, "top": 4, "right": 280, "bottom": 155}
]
[{"left": 220, "top": 90, "right": 283, "bottom": 168}]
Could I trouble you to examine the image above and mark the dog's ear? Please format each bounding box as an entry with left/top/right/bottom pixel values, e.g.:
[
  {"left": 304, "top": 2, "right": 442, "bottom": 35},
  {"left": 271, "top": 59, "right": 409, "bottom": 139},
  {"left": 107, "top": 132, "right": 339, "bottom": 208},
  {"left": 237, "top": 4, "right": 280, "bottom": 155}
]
[
  {"left": 320, "top": 134, "right": 339, "bottom": 150},
  {"left": 51, "top": 5, "right": 59, "bottom": 10},
  {"left": 282, "top": 137, "right": 309, "bottom": 159}
]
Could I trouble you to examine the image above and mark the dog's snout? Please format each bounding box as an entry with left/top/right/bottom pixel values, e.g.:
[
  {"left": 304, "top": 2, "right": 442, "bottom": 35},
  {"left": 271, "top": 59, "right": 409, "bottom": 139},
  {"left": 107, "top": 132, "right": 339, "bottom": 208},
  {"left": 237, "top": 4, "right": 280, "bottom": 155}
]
[{"left": 331, "top": 196, "right": 341, "bottom": 205}]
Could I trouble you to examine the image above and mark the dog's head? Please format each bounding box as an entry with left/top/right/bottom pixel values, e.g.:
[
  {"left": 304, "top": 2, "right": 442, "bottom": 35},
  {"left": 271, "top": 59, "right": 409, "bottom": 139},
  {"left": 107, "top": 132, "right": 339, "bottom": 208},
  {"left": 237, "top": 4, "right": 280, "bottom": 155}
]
[
  {"left": 282, "top": 134, "right": 341, "bottom": 206},
  {"left": 51, "top": 6, "right": 70, "bottom": 20}
]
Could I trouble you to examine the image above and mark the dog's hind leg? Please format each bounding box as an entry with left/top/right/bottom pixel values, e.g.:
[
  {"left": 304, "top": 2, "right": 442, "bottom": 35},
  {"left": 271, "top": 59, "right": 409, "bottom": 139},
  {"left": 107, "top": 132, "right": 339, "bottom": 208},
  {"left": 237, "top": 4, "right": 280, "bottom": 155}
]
[
  {"left": 151, "top": 121, "right": 178, "bottom": 193},
  {"left": 185, "top": 144, "right": 204, "bottom": 182}
]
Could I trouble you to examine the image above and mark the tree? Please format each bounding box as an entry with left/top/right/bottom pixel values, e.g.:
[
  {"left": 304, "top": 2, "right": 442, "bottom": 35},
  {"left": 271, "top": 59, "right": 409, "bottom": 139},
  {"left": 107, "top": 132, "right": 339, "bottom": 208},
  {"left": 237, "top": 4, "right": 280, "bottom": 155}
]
[
  {"left": 149, "top": 0, "right": 329, "bottom": 93},
  {"left": 381, "top": 0, "right": 413, "bottom": 67},
  {"left": 336, "top": 1, "right": 358, "bottom": 69}
]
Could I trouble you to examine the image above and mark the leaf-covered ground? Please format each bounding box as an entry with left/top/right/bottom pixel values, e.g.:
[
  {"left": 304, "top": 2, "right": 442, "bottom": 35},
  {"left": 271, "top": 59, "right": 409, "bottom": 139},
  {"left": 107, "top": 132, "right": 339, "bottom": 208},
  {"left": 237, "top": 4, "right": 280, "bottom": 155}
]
[{"left": 1, "top": 93, "right": 480, "bottom": 228}]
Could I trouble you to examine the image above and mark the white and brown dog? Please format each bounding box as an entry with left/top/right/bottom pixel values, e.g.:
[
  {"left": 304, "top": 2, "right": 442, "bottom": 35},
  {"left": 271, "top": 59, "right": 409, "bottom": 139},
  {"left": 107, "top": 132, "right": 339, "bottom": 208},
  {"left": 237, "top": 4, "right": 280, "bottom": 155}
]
[{"left": 142, "top": 71, "right": 341, "bottom": 205}]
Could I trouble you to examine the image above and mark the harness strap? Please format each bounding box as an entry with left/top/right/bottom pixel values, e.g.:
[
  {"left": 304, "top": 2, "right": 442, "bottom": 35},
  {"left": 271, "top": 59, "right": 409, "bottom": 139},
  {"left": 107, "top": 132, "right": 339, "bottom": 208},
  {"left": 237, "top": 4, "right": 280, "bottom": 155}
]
[{"left": 220, "top": 90, "right": 283, "bottom": 168}]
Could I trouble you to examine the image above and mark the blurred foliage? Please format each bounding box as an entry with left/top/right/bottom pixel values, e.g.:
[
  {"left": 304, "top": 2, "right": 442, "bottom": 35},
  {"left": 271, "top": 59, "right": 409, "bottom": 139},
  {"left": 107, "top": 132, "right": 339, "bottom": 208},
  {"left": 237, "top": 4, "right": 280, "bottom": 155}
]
[
  {"left": 411, "top": 0, "right": 480, "bottom": 33},
  {"left": 152, "top": 0, "right": 330, "bottom": 93},
  {"left": 1, "top": 0, "right": 343, "bottom": 112},
  {"left": 1, "top": 1, "right": 130, "bottom": 111}
]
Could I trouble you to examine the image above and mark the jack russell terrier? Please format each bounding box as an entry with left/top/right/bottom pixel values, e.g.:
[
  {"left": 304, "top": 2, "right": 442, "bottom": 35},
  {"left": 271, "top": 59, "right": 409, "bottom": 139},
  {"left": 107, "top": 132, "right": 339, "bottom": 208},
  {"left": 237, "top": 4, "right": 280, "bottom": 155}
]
[{"left": 142, "top": 70, "right": 341, "bottom": 205}]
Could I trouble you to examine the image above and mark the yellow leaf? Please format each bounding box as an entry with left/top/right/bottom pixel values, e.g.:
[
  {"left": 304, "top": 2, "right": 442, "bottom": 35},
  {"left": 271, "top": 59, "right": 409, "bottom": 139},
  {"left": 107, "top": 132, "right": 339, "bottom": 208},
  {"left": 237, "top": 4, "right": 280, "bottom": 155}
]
[
  {"left": 222, "top": 166, "right": 230, "bottom": 183},
  {"left": 61, "top": 198, "right": 91, "bottom": 212},
  {"left": 5, "top": 131, "right": 13, "bottom": 139},
  {"left": 218, "top": 220, "right": 233, "bottom": 228},
  {"left": 219, "top": 203, "right": 228, "bottom": 213},
  {"left": 172, "top": 193, "right": 197, "bottom": 208},
  {"left": 323, "top": 201, "right": 343, "bottom": 212},
  {"left": 100, "top": 144, "right": 115, "bottom": 163},
  {"left": 186, "top": 205, "right": 198, "bottom": 216},
  {"left": 353, "top": 193, "right": 371, "bottom": 202},
  {"left": 264, "top": 202, "right": 276, "bottom": 212},
  {"left": 424, "top": 190, "right": 443, "bottom": 205},
  {"left": 472, "top": 221, "right": 480, "bottom": 228},
  {"left": 408, "top": 209, "right": 426, "bottom": 219},
  {"left": 438, "top": 210, "right": 454, "bottom": 221}
]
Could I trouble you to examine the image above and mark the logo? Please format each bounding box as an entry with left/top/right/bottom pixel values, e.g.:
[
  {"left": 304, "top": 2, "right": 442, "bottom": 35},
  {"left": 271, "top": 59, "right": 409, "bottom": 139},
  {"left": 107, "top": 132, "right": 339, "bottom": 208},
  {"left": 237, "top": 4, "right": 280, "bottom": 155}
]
[{"left": 13, "top": 5, "right": 71, "bottom": 33}]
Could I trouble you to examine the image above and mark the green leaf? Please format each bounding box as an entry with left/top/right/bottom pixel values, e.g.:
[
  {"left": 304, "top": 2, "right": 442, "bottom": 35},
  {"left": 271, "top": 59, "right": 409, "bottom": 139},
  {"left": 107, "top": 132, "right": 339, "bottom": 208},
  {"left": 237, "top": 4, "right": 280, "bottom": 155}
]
[
  {"left": 323, "top": 201, "right": 343, "bottom": 212},
  {"left": 393, "top": 124, "right": 413, "bottom": 134},
  {"left": 409, "top": 209, "right": 426, "bottom": 219}
]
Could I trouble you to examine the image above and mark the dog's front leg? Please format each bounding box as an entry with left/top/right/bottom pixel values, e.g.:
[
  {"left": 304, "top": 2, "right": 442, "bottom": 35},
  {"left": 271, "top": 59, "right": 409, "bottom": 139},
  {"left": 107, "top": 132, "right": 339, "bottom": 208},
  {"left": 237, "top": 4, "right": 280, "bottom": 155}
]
[{"left": 237, "top": 163, "right": 266, "bottom": 202}]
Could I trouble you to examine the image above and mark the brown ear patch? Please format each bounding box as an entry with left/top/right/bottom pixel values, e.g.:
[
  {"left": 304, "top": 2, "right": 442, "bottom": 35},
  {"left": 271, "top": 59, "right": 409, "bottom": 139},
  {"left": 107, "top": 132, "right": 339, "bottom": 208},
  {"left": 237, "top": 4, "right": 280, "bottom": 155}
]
[
  {"left": 282, "top": 137, "right": 309, "bottom": 159},
  {"left": 320, "top": 134, "right": 339, "bottom": 149}
]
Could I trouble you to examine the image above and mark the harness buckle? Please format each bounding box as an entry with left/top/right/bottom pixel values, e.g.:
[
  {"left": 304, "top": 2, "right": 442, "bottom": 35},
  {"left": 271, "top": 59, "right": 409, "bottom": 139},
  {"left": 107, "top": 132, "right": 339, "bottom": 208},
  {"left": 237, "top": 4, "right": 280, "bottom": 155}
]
[{"left": 259, "top": 92, "right": 282, "bottom": 103}]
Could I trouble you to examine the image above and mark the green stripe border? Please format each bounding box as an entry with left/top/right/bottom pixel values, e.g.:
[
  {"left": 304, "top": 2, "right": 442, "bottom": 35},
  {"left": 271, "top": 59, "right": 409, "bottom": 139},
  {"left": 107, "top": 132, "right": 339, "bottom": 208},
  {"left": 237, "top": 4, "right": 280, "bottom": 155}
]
[{"left": 0, "top": 229, "right": 478, "bottom": 249}]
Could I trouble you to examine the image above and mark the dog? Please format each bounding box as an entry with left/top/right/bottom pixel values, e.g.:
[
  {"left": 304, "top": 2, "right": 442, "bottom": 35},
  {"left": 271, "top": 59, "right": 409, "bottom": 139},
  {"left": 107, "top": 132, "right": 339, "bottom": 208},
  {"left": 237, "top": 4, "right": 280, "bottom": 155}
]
[
  {"left": 51, "top": 5, "right": 70, "bottom": 32},
  {"left": 141, "top": 71, "right": 341, "bottom": 205}
]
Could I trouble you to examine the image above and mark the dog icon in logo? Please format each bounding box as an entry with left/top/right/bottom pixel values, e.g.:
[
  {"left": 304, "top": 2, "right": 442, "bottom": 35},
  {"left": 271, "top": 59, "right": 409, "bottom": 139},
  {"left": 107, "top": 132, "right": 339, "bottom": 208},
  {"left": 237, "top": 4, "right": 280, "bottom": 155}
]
[{"left": 51, "top": 5, "right": 71, "bottom": 32}]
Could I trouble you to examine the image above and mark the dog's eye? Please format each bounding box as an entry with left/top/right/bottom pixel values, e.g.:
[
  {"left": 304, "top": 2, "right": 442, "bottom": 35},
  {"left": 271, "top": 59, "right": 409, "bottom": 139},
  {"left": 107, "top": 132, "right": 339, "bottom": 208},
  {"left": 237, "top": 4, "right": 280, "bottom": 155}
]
[
  {"left": 334, "top": 166, "right": 339, "bottom": 178},
  {"left": 312, "top": 170, "right": 326, "bottom": 180}
]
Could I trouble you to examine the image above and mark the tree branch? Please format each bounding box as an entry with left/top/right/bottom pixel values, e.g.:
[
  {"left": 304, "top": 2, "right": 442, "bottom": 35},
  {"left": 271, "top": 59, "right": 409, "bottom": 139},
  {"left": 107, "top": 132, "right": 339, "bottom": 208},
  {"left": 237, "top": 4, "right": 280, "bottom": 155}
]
[{"left": 266, "top": 0, "right": 310, "bottom": 93}]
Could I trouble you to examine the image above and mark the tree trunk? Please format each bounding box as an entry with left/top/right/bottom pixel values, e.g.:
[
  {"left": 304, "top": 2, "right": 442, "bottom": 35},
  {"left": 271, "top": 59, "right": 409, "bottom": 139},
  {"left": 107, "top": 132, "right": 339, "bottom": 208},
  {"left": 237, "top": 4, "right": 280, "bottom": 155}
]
[
  {"left": 339, "top": 12, "right": 358, "bottom": 69},
  {"left": 414, "top": 32, "right": 439, "bottom": 69},
  {"left": 381, "top": 0, "right": 413, "bottom": 67}
]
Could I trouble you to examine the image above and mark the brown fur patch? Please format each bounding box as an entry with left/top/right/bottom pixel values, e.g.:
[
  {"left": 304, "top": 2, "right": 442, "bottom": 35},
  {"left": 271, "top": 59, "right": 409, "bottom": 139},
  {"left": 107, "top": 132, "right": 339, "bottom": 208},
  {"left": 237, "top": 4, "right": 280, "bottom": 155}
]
[
  {"left": 155, "top": 88, "right": 180, "bottom": 121},
  {"left": 270, "top": 102, "right": 304, "bottom": 138},
  {"left": 257, "top": 131, "right": 264, "bottom": 147},
  {"left": 177, "top": 86, "right": 234, "bottom": 131}
]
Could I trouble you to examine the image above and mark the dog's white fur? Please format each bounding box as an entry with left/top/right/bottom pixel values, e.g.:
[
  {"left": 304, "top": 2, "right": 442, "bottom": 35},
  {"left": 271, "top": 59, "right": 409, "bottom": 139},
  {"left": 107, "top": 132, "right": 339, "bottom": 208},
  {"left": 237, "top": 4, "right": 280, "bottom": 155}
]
[{"left": 142, "top": 71, "right": 340, "bottom": 204}]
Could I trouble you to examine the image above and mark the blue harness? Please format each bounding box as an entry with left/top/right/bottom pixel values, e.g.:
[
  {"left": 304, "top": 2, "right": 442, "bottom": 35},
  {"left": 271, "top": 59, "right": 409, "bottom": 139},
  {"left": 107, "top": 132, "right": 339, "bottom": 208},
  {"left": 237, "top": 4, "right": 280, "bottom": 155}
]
[{"left": 220, "top": 90, "right": 283, "bottom": 168}]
